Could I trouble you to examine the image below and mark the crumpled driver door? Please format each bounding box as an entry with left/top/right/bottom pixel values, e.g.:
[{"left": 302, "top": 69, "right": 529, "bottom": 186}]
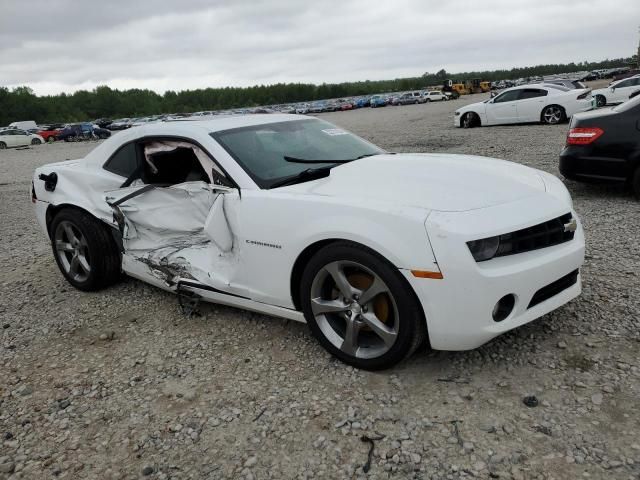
[{"left": 105, "top": 181, "right": 236, "bottom": 289}]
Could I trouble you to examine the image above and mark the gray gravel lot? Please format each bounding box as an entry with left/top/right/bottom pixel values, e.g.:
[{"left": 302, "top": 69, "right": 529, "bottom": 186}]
[{"left": 1, "top": 96, "right": 639, "bottom": 480}]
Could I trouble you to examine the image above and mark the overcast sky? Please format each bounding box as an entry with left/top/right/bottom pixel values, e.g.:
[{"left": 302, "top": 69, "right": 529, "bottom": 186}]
[{"left": 1, "top": 0, "right": 638, "bottom": 96}]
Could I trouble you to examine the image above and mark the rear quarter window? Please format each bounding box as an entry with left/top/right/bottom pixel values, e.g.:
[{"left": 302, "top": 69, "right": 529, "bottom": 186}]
[{"left": 103, "top": 143, "right": 138, "bottom": 177}]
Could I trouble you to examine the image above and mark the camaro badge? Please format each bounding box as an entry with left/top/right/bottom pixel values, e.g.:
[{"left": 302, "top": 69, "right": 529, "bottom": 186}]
[{"left": 563, "top": 218, "right": 577, "bottom": 233}]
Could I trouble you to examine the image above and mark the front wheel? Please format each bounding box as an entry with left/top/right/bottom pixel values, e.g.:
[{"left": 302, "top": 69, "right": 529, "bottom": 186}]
[
  {"left": 595, "top": 95, "right": 606, "bottom": 108},
  {"left": 31, "top": 138, "right": 42, "bottom": 145},
  {"left": 50, "top": 209, "right": 121, "bottom": 291},
  {"left": 0, "top": 142, "right": 6, "bottom": 149},
  {"left": 541, "top": 105, "right": 565, "bottom": 125},
  {"left": 462, "top": 112, "right": 479, "bottom": 128},
  {"left": 300, "top": 242, "right": 426, "bottom": 370},
  {"left": 47, "top": 136, "right": 56, "bottom": 143}
]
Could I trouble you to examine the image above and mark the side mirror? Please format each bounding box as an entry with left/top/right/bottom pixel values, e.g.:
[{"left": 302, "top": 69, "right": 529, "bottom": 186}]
[{"left": 611, "top": 87, "right": 615, "bottom": 92}]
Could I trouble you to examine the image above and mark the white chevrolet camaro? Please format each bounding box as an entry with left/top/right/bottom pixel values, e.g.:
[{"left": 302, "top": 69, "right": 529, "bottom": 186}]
[
  {"left": 454, "top": 84, "right": 593, "bottom": 128},
  {"left": 32, "top": 115, "right": 585, "bottom": 369}
]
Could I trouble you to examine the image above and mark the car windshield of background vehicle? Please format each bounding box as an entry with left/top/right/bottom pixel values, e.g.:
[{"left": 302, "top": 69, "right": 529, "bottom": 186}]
[
  {"left": 211, "top": 119, "right": 383, "bottom": 188},
  {"left": 612, "top": 92, "right": 640, "bottom": 112}
]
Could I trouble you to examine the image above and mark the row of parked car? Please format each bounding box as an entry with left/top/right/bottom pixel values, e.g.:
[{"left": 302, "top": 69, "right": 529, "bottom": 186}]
[
  {"left": 490, "top": 67, "right": 636, "bottom": 90},
  {"left": 455, "top": 74, "right": 640, "bottom": 129},
  {"left": 0, "top": 122, "right": 112, "bottom": 149}
]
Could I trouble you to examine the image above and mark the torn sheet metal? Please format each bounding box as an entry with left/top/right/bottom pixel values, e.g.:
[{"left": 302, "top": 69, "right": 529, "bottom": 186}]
[
  {"left": 105, "top": 180, "right": 238, "bottom": 291},
  {"left": 204, "top": 195, "right": 233, "bottom": 252},
  {"left": 106, "top": 181, "right": 216, "bottom": 251}
]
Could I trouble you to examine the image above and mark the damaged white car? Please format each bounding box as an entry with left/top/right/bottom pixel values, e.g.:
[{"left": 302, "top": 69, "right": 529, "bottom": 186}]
[{"left": 32, "top": 115, "right": 585, "bottom": 369}]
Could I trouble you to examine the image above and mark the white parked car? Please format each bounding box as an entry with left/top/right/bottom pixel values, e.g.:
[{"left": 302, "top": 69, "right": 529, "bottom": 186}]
[
  {"left": 454, "top": 84, "right": 593, "bottom": 128},
  {"left": 0, "top": 128, "right": 44, "bottom": 148},
  {"left": 423, "top": 91, "right": 448, "bottom": 102},
  {"left": 592, "top": 74, "right": 640, "bottom": 107},
  {"left": 32, "top": 115, "right": 584, "bottom": 369},
  {"left": 295, "top": 103, "right": 310, "bottom": 114}
]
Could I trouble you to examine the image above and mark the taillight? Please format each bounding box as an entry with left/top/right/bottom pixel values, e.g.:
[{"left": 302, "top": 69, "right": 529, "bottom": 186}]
[
  {"left": 577, "top": 90, "right": 591, "bottom": 100},
  {"left": 567, "top": 127, "right": 604, "bottom": 145},
  {"left": 31, "top": 181, "right": 37, "bottom": 203}
]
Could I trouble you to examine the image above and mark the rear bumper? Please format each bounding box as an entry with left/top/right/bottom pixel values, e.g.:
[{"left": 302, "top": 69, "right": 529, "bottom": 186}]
[
  {"left": 559, "top": 148, "right": 629, "bottom": 182},
  {"left": 406, "top": 195, "right": 585, "bottom": 351}
]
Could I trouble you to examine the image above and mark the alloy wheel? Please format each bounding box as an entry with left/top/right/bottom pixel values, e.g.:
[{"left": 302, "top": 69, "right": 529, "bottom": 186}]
[
  {"left": 543, "top": 106, "right": 563, "bottom": 124},
  {"left": 54, "top": 220, "right": 91, "bottom": 282},
  {"left": 309, "top": 260, "right": 399, "bottom": 359}
]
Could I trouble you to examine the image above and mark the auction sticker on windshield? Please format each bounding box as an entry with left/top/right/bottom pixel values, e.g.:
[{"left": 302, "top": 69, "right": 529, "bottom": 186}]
[{"left": 321, "top": 128, "right": 349, "bottom": 136}]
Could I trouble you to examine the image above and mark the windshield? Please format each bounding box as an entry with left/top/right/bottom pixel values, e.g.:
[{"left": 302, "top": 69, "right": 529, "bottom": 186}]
[{"left": 211, "top": 119, "right": 383, "bottom": 188}]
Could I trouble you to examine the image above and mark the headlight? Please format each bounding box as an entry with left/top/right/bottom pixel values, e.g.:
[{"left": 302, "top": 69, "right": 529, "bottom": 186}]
[{"left": 467, "top": 236, "right": 500, "bottom": 262}]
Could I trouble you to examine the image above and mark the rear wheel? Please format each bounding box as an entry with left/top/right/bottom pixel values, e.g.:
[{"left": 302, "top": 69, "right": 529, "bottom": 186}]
[
  {"left": 300, "top": 242, "right": 426, "bottom": 370},
  {"left": 50, "top": 209, "right": 121, "bottom": 291},
  {"left": 47, "top": 136, "right": 56, "bottom": 143},
  {"left": 595, "top": 94, "right": 606, "bottom": 108},
  {"left": 541, "top": 105, "right": 565, "bottom": 125},
  {"left": 0, "top": 142, "right": 6, "bottom": 149},
  {"left": 31, "top": 138, "right": 42, "bottom": 145}
]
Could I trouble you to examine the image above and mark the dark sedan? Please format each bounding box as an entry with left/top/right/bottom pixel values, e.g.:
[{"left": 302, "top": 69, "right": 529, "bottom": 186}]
[
  {"left": 57, "top": 124, "right": 111, "bottom": 141},
  {"left": 559, "top": 94, "right": 640, "bottom": 197}
]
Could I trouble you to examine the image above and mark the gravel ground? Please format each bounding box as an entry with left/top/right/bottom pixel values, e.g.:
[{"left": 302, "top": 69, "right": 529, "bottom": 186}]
[{"left": 1, "top": 96, "right": 639, "bottom": 480}]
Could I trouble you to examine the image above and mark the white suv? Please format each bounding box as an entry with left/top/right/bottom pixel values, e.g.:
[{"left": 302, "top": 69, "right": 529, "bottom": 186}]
[{"left": 423, "top": 91, "right": 448, "bottom": 102}]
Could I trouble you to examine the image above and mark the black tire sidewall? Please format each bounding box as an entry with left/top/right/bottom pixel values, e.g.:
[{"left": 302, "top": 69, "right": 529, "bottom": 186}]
[
  {"left": 632, "top": 167, "right": 640, "bottom": 199},
  {"left": 300, "top": 242, "right": 425, "bottom": 370}
]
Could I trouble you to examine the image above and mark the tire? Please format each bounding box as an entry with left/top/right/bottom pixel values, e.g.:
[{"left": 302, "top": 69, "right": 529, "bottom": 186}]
[
  {"left": 47, "top": 136, "right": 56, "bottom": 143},
  {"left": 541, "top": 105, "right": 566, "bottom": 125},
  {"left": 632, "top": 167, "right": 640, "bottom": 200},
  {"left": 300, "top": 241, "right": 427, "bottom": 370},
  {"left": 595, "top": 95, "right": 606, "bottom": 108},
  {"left": 50, "top": 208, "right": 121, "bottom": 291},
  {"left": 31, "top": 138, "right": 42, "bottom": 145},
  {"left": 425, "top": 98, "right": 431, "bottom": 103},
  {"left": 462, "top": 112, "right": 479, "bottom": 128},
  {"left": 0, "top": 142, "right": 6, "bottom": 149}
]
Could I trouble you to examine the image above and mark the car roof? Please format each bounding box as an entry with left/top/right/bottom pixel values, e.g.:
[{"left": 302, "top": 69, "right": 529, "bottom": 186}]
[{"left": 163, "top": 113, "right": 306, "bottom": 133}]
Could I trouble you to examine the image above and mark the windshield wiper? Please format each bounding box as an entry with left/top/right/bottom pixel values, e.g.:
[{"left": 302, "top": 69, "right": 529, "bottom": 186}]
[
  {"left": 283, "top": 153, "right": 381, "bottom": 163},
  {"left": 269, "top": 166, "right": 334, "bottom": 188}
]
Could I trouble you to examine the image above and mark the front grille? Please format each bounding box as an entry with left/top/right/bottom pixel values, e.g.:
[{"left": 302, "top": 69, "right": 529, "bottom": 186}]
[
  {"left": 528, "top": 269, "right": 579, "bottom": 309},
  {"left": 495, "top": 213, "right": 575, "bottom": 258}
]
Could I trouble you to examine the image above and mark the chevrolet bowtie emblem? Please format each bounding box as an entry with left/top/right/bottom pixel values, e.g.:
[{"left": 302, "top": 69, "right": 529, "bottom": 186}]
[{"left": 563, "top": 218, "right": 577, "bottom": 233}]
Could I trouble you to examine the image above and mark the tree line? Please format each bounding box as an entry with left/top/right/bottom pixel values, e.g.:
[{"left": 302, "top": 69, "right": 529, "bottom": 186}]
[{"left": 0, "top": 57, "right": 633, "bottom": 126}]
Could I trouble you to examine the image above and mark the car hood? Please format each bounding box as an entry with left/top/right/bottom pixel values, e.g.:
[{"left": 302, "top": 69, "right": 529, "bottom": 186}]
[
  {"left": 283, "top": 153, "right": 547, "bottom": 212},
  {"left": 456, "top": 101, "right": 487, "bottom": 114}
]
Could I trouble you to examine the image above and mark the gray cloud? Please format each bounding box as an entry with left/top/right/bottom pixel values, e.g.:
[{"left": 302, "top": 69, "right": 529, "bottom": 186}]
[{"left": 1, "top": 0, "right": 638, "bottom": 95}]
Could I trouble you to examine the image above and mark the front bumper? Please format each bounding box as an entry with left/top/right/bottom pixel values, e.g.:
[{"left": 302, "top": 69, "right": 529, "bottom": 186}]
[{"left": 404, "top": 195, "right": 585, "bottom": 351}]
